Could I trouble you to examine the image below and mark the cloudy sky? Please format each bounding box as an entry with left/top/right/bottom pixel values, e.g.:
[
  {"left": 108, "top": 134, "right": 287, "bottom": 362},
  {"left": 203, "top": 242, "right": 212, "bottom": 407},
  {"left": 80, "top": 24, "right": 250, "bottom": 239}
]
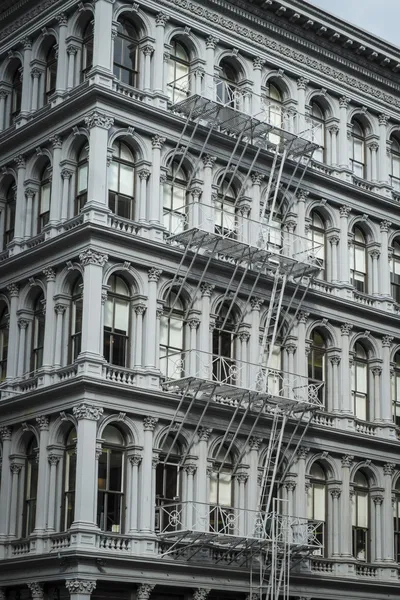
[{"left": 308, "top": 0, "right": 400, "bottom": 47}]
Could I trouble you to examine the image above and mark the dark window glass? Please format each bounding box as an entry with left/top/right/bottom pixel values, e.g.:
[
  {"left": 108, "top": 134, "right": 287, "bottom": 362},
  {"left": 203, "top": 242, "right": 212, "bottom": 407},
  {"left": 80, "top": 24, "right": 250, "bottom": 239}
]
[
  {"left": 310, "top": 102, "right": 325, "bottom": 162},
  {"left": 350, "top": 119, "right": 365, "bottom": 178},
  {"left": 392, "top": 352, "right": 400, "bottom": 427},
  {"left": 81, "top": 21, "right": 94, "bottom": 80},
  {"left": 307, "top": 462, "right": 326, "bottom": 555},
  {"left": 0, "top": 308, "right": 8, "bottom": 381},
  {"left": 167, "top": 40, "right": 190, "bottom": 103},
  {"left": 156, "top": 435, "right": 181, "bottom": 532},
  {"left": 308, "top": 211, "right": 326, "bottom": 278},
  {"left": 38, "top": 165, "right": 51, "bottom": 232},
  {"left": 31, "top": 292, "right": 45, "bottom": 373},
  {"left": 103, "top": 276, "right": 130, "bottom": 367},
  {"left": 216, "top": 60, "right": 239, "bottom": 108},
  {"left": 163, "top": 161, "right": 187, "bottom": 233},
  {"left": 394, "top": 479, "right": 400, "bottom": 562},
  {"left": 307, "top": 329, "right": 326, "bottom": 406},
  {"left": 97, "top": 426, "right": 124, "bottom": 532},
  {"left": 212, "top": 303, "right": 236, "bottom": 384},
  {"left": 352, "top": 471, "right": 369, "bottom": 561},
  {"left": 45, "top": 43, "right": 57, "bottom": 102},
  {"left": 75, "top": 145, "right": 88, "bottom": 214},
  {"left": 209, "top": 446, "right": 234, "bottom": 533},
  {"left": 108, "top": 141, "right": 135, "bottom": 220},
  {"left": 113, "top": 18, "right": 139, "bottom": 87},
  {"left": 351, "top": 343, "right": 369, "bottom": 420},
  {"left": 350, "top": 227, "right": 367, "bottom": 293},
  {"left": 4, "top": 184, "right": 16, "bottom": 248},
  {"left": 62, "top": 428, "right": 77, "bottom": 530},
  {"left": 10, "top": 64, "right": 22, "bottom": 121},
  {"left": 70, "top": 278, "right": 83, "bottom": 361},
  {"left": 23, "top": 438, "right": 38, "bottom": 537},
  {"left": 160, "top": 292, "right": 184, "bottom": 379},
  {"left": 215, "top": 179, "right": 236, "bottom": 238},
  {"left": 391, "top": 241, "right": 400, "bottom": 303}
]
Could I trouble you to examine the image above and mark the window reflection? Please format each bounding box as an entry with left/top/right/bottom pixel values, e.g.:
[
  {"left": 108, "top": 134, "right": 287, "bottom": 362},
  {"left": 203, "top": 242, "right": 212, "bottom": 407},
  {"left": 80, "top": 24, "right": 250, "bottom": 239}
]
[
  {"left": 307, "top": 329, "right": 326, "bottom": 406},
  {"left": 108, "top": 141, "right": 135, "bottom": 220},
  {"left": 97, "top": 425, "right": 125, "bottom": 532},
  {"left": 23, "top": 438, "right": 38, "bottom": 537},
  {"left": 392, "top": 351, "right": 400, "bottom": 427},
  {"left": 308, "top": 211, "right": 326, "bottom": 278},
  {"left": 4, "top": 183, "right": 16, "bottom": 248},
  {"left": 75, "top": 145, "right": 89, "bottom": 214},
  {"left": 209, "top": 446, "right": 234, "bottom": 533},
  {"left": 31, "top": 292, "right": 45, "bottom": 373},
  {"left": 62, "top": 427, "right": 77, "bottom": 530},
  {"left": 349, "top": 119, "right": 366, "bottom": 178},
  {"left": 38, "top": 165, "right": 51, "bottom": 232},
  {"left": 70, "top": 278, "right": 83, "bottom": 361},
  {"left": 0, "top": 307, "right": 8, "bottom": 381},
  {"left": 350, "top": 227, "right": 367, "bottom": 293},
  {"left": 163, "top": 161, "right": 187, "bottom": 233},
  {"left": 351, "top": 343, "right": 369, "bottom": 420},
  {"left": 307, "top": 462, "right": 326, "bottom": 555},
  {"left": 160, "top": 292, "right": 184, "bottom": 379},
  {"left": 45, "top": 43, "right": 57, "bottom": 103},
  {"left": 104, "top": 275, "right": 130, "bottom": 367},
  {"left": 167, "top": 40, "right": 190, "bottom": 103},
  {"left": 113, "top": 17, "right": 139, "bottom": 87},
  {"left": 352, "top": 471, "right": 369, "bottom": 561}
]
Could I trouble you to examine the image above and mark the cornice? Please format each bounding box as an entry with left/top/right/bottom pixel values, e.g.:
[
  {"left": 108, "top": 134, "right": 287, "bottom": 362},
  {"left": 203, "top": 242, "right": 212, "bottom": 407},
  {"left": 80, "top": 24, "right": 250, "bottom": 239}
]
[{"left": 161, "top": 0, "right": 400, "bottom": 111}]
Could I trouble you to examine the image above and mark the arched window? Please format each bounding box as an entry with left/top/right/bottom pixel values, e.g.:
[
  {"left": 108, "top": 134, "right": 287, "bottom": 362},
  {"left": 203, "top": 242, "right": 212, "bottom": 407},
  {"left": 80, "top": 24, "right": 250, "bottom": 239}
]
[
  {"left": 23, "top": 438, "right": 38, "bottom": 537},
  {"left": 307, "top": 329, "right": 326, "bottom": 406},
  {"left": 308, "top": 211, "right": 326, "bottom": 278},
  {"left": 390, "top": 136, "right": 400, "bottom": 191},
  {"left": 156, "top": 435, "right": 182, "bottom": 531},
  {"left": 113, "top": 17, "right": 139, "bottom": 87},
  {"left": 352, "top": 470, "right": 369, "bottom": 561},
  {"left": 217, "top": 59, "right": 239, "bottom": 107},
  {"left": 350, "top": 119, "right": 366, "bottom": 178},
  {"left": 210, "top": 446, "right": 234, "bottom": 533},
  {"left": 392, "top": 351, "right": 400, "bottom": 427},
  {"left": 265, "top": 82, "right": 283, "bottom": 129},
  {"left": 167, "top": 40, "right": 190, "bottom": 103},
  {"left": 31, "top": 292, "right": 45, "bottom": 373},
  {"left": 109, "top": 141, "right": 135, "bottom": 220},
  {"left": 310, "top": 102, "right": 325, "bottom": 163},
  {"left": 0, "top": 307, "right": 9, "bottom": 381},
  {"left": 81, "top": 21, "right": 94, "bottom": 80},
  {"left": 307, "top": 462, "right": 326, "bottom": 555},
  {"left": 391, "top": 241, "right": 400, "bottom": 304},
  {"left": 160, "top": 292, "right": 184, "bottom": 379},
  {"left": 215, "top": 178, "right": 236, "bottom": 237},
  {"left": 70, "top": 278, "right": 83, "bottom": 362},
  {"left": 394, "top": 478, "right": 400, "bottom": 562},
  {"left": 350, "top": 227, "right": 367, "bottom": 293},
  {"left": 4, "top": 183, "right": 16, "bottom": 248},
  {"left": 104, "top": 275, "right": 130, "bottom": 367},
  {"left": 212, "top": 302, "right": 236, "bottom": 383},
  {"left": 97, "top": 425, "right": 125, "bottom": 532},
  {"left": 10, "top": 64, "right": 22, "bottom": 122},
  {"left": 163, "top": 161, "right": 187, "bottom": 233},
  {"left": 38, "top": 164, "right": 51, "bottom": 232},
  {"left": 351, "top": 342, "right": 369, "bottom": 420},
  {"left": 45, "top": 43, "right": 57, "bottom": 103},
  {"left": 75, "top": 145, "right": 89, "bottom": 214},
  {"left": 62, "top": 427, "right": 77, "bottom": 530}
]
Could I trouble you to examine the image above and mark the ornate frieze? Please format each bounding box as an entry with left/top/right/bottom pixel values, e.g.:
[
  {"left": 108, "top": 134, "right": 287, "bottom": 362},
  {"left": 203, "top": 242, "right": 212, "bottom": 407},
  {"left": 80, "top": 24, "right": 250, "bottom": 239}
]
[
  {"left": 65, "top": 580, "right": 96, "bottom": 595},
  {"left": 72, "top": 403, "right": 103, "bottom": 421}
]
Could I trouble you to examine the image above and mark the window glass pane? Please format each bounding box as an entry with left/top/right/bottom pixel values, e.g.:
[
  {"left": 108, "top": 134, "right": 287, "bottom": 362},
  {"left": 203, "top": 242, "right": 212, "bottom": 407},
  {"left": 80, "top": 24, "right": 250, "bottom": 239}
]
[
  {"left": 169, "top": 317, "right": 183, "bottom": 349},
  {"left": 218, "top": 472, "right": 232, "bottom": 506},
  {"left": 354, "top": 139, "right": 364, "bottom": 162},
  {"left": 98, "top": 452, "right": 107, "bottom": 490},
  {"left": 355, "top": 246, "right": 366, "bottom": 272},
  {"left": 109, "top": 163, "right": 119, "bottom": 192},
  {"left": 78, "top": 164, "right": 88, "bottom": 193},
  {"left": 314, "top": 485, "right": 326, "bottom": 521},
  {"left": 109, "top": 451, "right": 123, "bottom": 491},
  {"left": 355, "top": 393, "right": 367, "bottom": 420},
  {"left": 356, "top": 363, "right": 367, "bottom": 393},
  {"left": 209, "top": 474, "right": 218, "bottom": 504},
  {"left": 104, "top": 300, "right": 113, "bottom": 328},
  {"left": 357, "top": 492, "right": 368, "bottom": 528},
  {"left": 41, "top": 183, "right": 51, "bottom": 213},
  {"left": 119, "top": 164, "right": 134, "bottom": 196},
  {"left": 114, "top": 299, "right": 129, "bottom": 332},
  {"left": 160, "top": 316, "right": 169, "bottom": 346}
]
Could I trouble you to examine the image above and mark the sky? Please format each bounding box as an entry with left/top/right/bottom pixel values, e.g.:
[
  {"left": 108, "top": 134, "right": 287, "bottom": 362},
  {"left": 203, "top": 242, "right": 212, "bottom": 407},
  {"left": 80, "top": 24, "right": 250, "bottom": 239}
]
[{"left": 307, "top": 0, "right": 400, "bottom": 47}]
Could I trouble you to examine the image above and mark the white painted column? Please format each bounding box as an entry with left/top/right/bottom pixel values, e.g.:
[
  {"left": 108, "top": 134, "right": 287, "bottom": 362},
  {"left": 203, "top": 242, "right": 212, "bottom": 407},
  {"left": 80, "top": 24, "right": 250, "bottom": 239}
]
[
  {"left": 33, "top": 416, "right": 50, "bottom": 534},
  {"left": 149, "top": 136, "right": 165, "bottom": 225},
  {"left": 20, "top": 37, "right": 32, "bottom": 117},
  {"left": 184, "top": 464, "right": 196, "bottom": 528},
  {"left": 369, "top": 249, "right": 380, "bottom": 296},
  {"left": 378, "top": 114, "right": 389, "bottom": 184},
  {"left": 379, "top": 221, "right": 392, "bottom": 297},
  {"left": 140, "top": 417, "right": 158, "bottom": 533},
  {"left": 54, "top": 304, "right": 67, "bottom": 368},
  {"left": 0, "top": 91, "right": 7, "bottom": 131},
  {"left": 145, "top": 269, "right": 162, "bottom": 369},
  {"left": 5, "top": 284, "right": 19, "bottom": 379},
  {"left": 368, "top": 142, "right": 379, "bottom": 182},
  {"left": 330, "top": 487, "right": 341, "bottom": 557},
  {"left": 249, "top": 298, "right": 262, "bottom": 366},
  {"left": 250, "top": 172, "right": 262, "bottom": 227},
  {"left": 338, "top": 97, "right": 350, "bottom": 169},
  {"left": 381, "top": 336, "right": 393, "bottom": 422},
  {"left": 195, "top": 428, "right": 212, "bottom": 532},
  {"left": 247, "top": 437, "right": 261, "bottom": 532},
  {"left": 17, "top": 318, "right": 29, "bottom": 376},
  {"left": 133, "top": 304, "right": 146, "bottom": 368},
  {"left": 383, "top": 463, "right": 395, "bottom": 562},
  {"left": 60, "top": 168, "right": 72, "bottom": 221},
  {"left": 295, "top": 447, "right": 309, "bottom": 519},
  {"left": 373, "top": 494, "right": 384, "bottom": 562},
  {"left": 142, "top": 45, "right": 154, "bottom": 93},
  {"left": 71, "top": 403, "right": 103, "bottom": 528},
  {"left": 14, "top": 155, "right": 27, "bottom": 244},
  {"left": 329, "top": 235, "right": 339, "bottom": 283},
  {"left": 49, "top": 135, "right": 63, "bottom": 225},
  {"left": 8, "top": 462, "right": 23, "bottom": 537},
  {"left": 154, "top": 13, "right": 169, "bottom": 95},
  {"left": 24, "top": 187, "right": 35, "bottom": 239},
  {"left": 42, "top": 268, "right": 56, "bottom": 368},
  {"left": 339, "top": 323, "right": 352, "bottom": 414},
  {"left": 252, "top": 58, "right": 263, "bottom": 116},
  {"left": 339, "top": 455, "right": 353, "bottom": 557},
  {"left": 128, "top": 454, "right": 142, "bottom": 532},
  {"left": 199, "top": 283, "right": 213, "bottom": 378},
  {"left": 47, "top": 454, "right": 61, "bottom": 531},
  {"left": 67, "top": 45, "right": 78, "bottom": 90},
  {"left": 329, "top": 355, "right": 341, "bottom": 412},
  {"left": 205, "top": 37, "right": 218, "bottom": 99},
  {"left": 79, "top": 249, "right": 108, "bottom": 358},
  {"left": 55, "top": 13, "right": 68, "bottom": 94},
  {"left": 371, "top": 366, "right": 382, "bottom": 422},
  {"left": 92, "top": 0, "right": 113, "bottom": 73},
  {"left": 0, "top": 428, "right": 12, "bottom": 538},
  {"left": 138, "top": 168, "right": 150, "bottom": 223},
  {"left": 189, "top": 319, "right": 200, "bottom": 376},
  {"left": 296, "top": 77, "right": 308, "bottom": 134},
  {"left": 201, "top": 155, "right": 216, "bottom": 231},
  {"left": 296, "top": 190, "right": 307, "bottom": 238},
  {"left": 296, "top": 312, "right": 309, "bottom": 379},
  {"left": 30, "top": 69, "right": 42, "bottom": 113},
  {"left": 339, "top": 206, "right": 351, "bottom": 284},
  {"left": 85, "top": 111, "right": 114, "bottom": 208}
]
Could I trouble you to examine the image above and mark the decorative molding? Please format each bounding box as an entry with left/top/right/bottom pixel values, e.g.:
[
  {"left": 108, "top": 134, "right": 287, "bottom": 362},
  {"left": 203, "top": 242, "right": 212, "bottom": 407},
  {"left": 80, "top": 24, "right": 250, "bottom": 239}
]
[
  {"left": 143, "top": 416, "right": 158, "bottom": 431},
  {"left": 84, "top": 110, "right": 114, "bottom": 130},
  {"left": 27, "top": 584, "right": 44, "bottom": 600},
  {"left": 72, "top": 403, "right": 103, "bottom": 421},
  {"left": 36, "top": 416, "right": 49, "bottom": 431},
  {"left": 65, "top": 580, "right": 97, "bottom": 595},
  {"left": 79, "top": 249, "right": 108, "bottom": 267}
]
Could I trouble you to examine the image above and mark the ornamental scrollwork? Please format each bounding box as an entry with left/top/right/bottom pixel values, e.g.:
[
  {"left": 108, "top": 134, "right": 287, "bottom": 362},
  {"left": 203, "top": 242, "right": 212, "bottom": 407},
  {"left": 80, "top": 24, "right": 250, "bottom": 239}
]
[
  {"left": 79, "top": 249, "right": 108, "bottom": 267},
  {"left": 65, "top": 580, "right": 97, "bottom": 594},
  {"left": 84, "top": 111, "right": 114, "bottom": 130},
  {"left": 72, "top": 403, "right": 104, "bottom": 421}
]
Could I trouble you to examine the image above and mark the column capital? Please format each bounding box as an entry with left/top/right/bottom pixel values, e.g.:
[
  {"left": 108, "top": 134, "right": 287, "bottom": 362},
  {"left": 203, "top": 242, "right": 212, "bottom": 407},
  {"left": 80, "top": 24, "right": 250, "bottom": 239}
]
[
  {"left": 129, "top": 453, "right": 142, "bottom": 466},
  {"left": 340, "top": 323, "right": 353, "bottom": 336},
  {"left": 7, "top": 283, "right": 19, "bottom": 297},
  {"left": 200, "top": 282, "right": 214, "bottom": 297},
  {"left": 10, "top": 462, "right": 22, "bottom": 474},
  {"left": 138, "top": 168, "right": 151, "bottom": 180},
  {"left": 48, "top": 454, "right": 61, "bottom": 466},
  {"left": 249, "top": 436, "right": 263, "bottom": 451},
  {"left": 43, "top": 267, "right": 56, "bottom": 282},
  {"left": 339, "top": 96, "right": 351, "bottom": 108},
  {"left": 329, "top": 354, "right": 341, "bottom": 366},
  {"left": 137, "top": 584, "right": 155, "bottom": 600},
  {"left": 297, "top": 311, "right": 309, "bottom": 324},
  {"left": 341, "top": 454, "right": 354, "bottom": 468},
  {"left": 27, "top": 583, "right": 44, "bottom": 600},
  {"left": 56, "top": 12, "right": 68, "bottom": 26},
  {"left": 251, "top": 171, "right": 263, "bottom": 185},
  {"left": 148, "top": 268, "right": 162, "bottom": 282},
  {"left": 330, "top": 487, "right": 341, "bottom": 498},
  {"left": 339, "top": 205, "right": 351, "bottom": 218},
  {"left": 73, "top": 403, "right": 103, "bottom": 421},
  {"left": 85, "top": 110, "right": 114, "bottom": 130},
  {"left": 198, "top": 427, "right": 213, "bottom": 441},
  {"left": 36, "top": 416, "right": 49, "bottom": 431},
  {"left": 250, "top": 296, "right": 263, "bottom": 310},
  {"left": 383, "top": 462, "right": 396, "bottom": 476},
  {"left": 205, "top": 36, "right": 219, "bottom": 49},
  {"left": 151, "top": 135, "right": 166, "bottom": 150},
  {"left": 61, "top": 168, "right": 73, "bottom": 180},
  {"left": 297, "top": 446, "right": 310, "bottom": 460},
  {"left": 297, "top": 77, "right": 309, "bottom": 90},
  {"left": 143, "top": 416, "right": 158, "bottom": 431},
  {"left": 0, "top": 426, "right": 11, "bottom": 441},
  {"left": 327, "top": 123, "right": 339, "bottom": 135},
  {"left": 193, "top": 590, "right": 211, "bottom": 600},
  {"left": 284, "top": 480, "right": 296, "bottom": 492},
  {"left": 202, "top": 154, "right": 217, "bottom": 169},
  {"left": 380, "top": 220, "right": 392, "bottom": 232},
  {"left": 155, "top": 12, "right": 169, "bottom": 26},
  {"left": 14, "top": 154, "right": 26, "bottom": 169},
  {"left": 189, "top": 318, "right": 200, "bottom": 330},
  {"left": 134, "top": 304, "right": 146, "bottom": 316},
  {"left": 382, "top": 335, "right": 393, "bottom": 347},
  {"left": 25, "top": 187, "right": 36, "bottom": 199},
  {"left": 49, "top": 135, "right": 62, "bottom": 149},
  {"left": 79, "top": 248, "right": 108, "bottom": 267},
  {"left": 252, "top": 57, "right": 264, "bottom": 71},
  {"left": 372, "top": 494, "right": 384, "bottom": 505},
  {"left": 21, "top": 36, "right": 32, "bottom": 50},
  {"left": 184, "top": 463, "right": 197, "bottom": 475},
  {"left": 67, "top": 44, "right": 79, "bottom": 56},
  {"left": 18, "top": 318, "right": 29, "bottom": 330},
  {"left": 379, "top": 113, "right": 390, "bottom": 126},
  {"left": 141, "top": 44, "right": 154, "bottom": 57},
  {"left": 65, "top": 580, "right": 97, "bottom": 595},
  {"left": 296, "top": 189, "right": 309, "bottom": 202},
  {"left": 55, "top": 303, "right": 67, "bottom": 315},
  {"left": 371, "top": 365, "right": 382, "bottom": 376}
]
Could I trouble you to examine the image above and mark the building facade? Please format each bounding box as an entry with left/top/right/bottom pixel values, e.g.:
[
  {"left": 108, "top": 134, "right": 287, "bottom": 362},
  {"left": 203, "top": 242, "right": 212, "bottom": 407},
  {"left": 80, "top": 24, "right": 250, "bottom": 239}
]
[{"left": 0, "top": 0, "right": 400, "bottom": 599}]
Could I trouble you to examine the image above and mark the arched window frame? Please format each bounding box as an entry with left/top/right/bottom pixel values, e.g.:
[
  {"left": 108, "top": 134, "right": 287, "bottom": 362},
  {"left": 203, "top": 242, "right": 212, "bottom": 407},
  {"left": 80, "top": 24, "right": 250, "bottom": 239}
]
[
  {"left": 70, "top": 278, "right": 83, "bottom": 362},
  {"left": 75, "top": 144, "right": 89, "bottom": 215},
  {"left": 113, "top": 17, "right": 139, "bottom": 87},
  {"left": 81, "top": 20, "right": 94, "bottom": 81},
  {"left": 62, "top": 427, "right": 77, "bottom": 530},
  {"left": 392, "top": 351, "right": 400, "bottom": 427},
  {"left": 103, "top": 275, "right": 130, "bottom": 368},
  {"left": 97, "top": 425, "right": 125, "bottom": 532},
  {"left": 350, "top": 226, "right": 368, "bottom": 293},
  {"left": 160, "top": 291, "right": 185, "bottom": 379},
  {"left": 310, "top": 102, "right": 326, "bottom": 163},
  {"left": 10, "top": 64, "right": 22, "bottom": 123},
  {"left": 30, "top": 292, "right": 45, "bottom": 374},
  {"left": 216, "top": 59, "right": 239, "bottom": 108},
  {"left": 351, "top": 342, "right": 369, "bottom": 421},
  {"left": 23, "top": 438, "right": 38, "bottom": 537},
  {"left": 215, "top": 177, "right": 237, "bottom": 238},
  {"left": 212, "top": 302, "right": 236, "bottom": 384},
  {"left": 350, "top": 119, "right": 366, "bottom": 178},
  {"left": 389, "top": 136, "right": 400, "bottom": 192},
  {"left": 307, "top": 329, "right": 327, "bottom": 407},
  {"left": 108, "top": 141, "right": 136, "bottom": 220},
  {"left": 265, "top": 81, "right": 283, "bottom": 129},
  {"left": 167, "top": 39, "right": 190, "bottom": 103},
  {"left": 163, "top": 161, "right": 188, "bottom": 233},
  {"left": 38, "top": 164, "right": 51, "bottom": 232},
  {"left": 44, "top": 43, "right": 57, "bottom": 103},
  {"left": 308, "top": 210, "right": 326, "bottom": 279},
  {"left": 209, "top": 445, "right": 235, "bottom": 533},
  {"left": 391, "top": 240, "right": 400, "bottom": 304},
  {"left": 352, "top": 470, "right": 370, "bottom": 562},
  {"left": 307, "top": 462, "right": 327, "bottom": 555},
  {"left": 0, "top": 307, "right": 9, "bottom": 381},
  {"left": 4, "top": 183, "right": 16, "bottom": 248},
  {"left": 156, "top": 435, "right": 182, "bottom": 531}
]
